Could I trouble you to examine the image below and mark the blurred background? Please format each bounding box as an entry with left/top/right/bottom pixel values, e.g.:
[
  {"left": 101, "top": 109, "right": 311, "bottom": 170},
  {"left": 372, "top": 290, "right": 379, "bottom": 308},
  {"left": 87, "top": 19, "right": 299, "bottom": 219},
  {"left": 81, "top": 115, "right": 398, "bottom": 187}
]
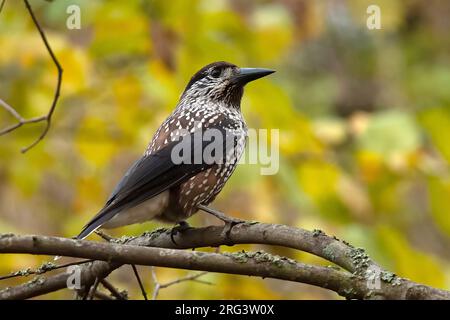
[{"left": 0, "top": 0, "right": 449, "bottom": 299}]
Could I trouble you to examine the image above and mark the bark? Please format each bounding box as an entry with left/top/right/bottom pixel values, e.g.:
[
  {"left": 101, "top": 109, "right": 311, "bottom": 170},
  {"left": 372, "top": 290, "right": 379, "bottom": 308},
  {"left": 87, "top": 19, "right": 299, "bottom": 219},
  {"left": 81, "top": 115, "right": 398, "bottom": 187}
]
[{"left": 0, "top": 222, "right": 448, "bottom": 300}]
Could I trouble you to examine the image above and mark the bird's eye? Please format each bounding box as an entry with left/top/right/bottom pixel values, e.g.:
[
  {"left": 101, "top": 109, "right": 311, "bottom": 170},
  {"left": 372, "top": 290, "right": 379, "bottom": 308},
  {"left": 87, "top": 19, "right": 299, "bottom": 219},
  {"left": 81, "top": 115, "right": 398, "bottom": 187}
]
[{"left": 210, "top": 68, "right": 221, "bottom": 78}]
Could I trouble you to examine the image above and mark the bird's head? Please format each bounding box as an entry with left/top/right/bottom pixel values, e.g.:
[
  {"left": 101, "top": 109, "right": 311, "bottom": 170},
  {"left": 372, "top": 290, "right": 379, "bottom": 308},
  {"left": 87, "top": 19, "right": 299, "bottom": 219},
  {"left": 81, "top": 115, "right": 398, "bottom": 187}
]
[{"left": 181, "top": 61, "right": 275, "bottom": 108}]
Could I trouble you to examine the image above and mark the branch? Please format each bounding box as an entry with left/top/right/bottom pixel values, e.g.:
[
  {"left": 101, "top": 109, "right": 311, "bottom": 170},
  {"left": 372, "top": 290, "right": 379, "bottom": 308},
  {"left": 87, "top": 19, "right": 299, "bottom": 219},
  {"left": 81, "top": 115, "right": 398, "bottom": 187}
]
[
  {"left": 0, "top": 259, "right": 93, "bottom": 281},
  {"left": 100, "top": 279, "right": 127, "bottom": 300},
  {"left": 0, "top": 222, "right": 449, "bottom": 300},
  {"left": 151, "top": 268, "right": 210, "bottom": 300},
  {"left": 0, "top": 0, "right": 62, "bottom": 153},
  {"left": 130, "top": 264, "right": 148, "bottom": 300}
]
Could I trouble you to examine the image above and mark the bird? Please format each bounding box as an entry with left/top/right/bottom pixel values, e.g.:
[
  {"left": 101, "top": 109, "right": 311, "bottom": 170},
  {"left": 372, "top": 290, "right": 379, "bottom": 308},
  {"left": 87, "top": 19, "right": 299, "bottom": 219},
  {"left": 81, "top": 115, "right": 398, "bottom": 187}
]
[{"left": 76, "top": 61, "right": 275, "bottom": 240}]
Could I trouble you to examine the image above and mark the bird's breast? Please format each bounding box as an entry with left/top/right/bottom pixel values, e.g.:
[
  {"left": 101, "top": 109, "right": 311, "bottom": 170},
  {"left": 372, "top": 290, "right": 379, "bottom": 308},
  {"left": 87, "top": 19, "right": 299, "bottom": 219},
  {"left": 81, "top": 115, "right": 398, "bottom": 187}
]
[{"left": 145, "top": 102, "right": 247, "bottom": 222}]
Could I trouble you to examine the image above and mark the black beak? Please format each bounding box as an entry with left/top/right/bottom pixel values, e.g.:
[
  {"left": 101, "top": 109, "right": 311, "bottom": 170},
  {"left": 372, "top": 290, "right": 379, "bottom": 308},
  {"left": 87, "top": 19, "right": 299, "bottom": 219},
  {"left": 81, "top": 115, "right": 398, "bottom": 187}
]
[{"left": 232, "top": 68, "right": 275, "bottom": 86}]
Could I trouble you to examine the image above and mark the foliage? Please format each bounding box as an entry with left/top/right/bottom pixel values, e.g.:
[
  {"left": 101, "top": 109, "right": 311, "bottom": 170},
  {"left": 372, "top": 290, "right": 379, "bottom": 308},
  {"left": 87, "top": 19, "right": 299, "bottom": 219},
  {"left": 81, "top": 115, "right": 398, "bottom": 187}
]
[{"left": 0, "top": 0, "right": 449, "bottom": 299}]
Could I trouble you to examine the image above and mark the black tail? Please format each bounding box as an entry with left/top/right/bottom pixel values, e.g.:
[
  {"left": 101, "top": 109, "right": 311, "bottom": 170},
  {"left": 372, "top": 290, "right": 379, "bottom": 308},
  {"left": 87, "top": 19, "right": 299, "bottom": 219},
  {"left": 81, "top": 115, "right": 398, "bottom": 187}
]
[
  {"left": 76, "top": 222, "right": 101, "bottom": 240},
  {"left": 76, "top": 206, "right": 121, "bottom": 239}
]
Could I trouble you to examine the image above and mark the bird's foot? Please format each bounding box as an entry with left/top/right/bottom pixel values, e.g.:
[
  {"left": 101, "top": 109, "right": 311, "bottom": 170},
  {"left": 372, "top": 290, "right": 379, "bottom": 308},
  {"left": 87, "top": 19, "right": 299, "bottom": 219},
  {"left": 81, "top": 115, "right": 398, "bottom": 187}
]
[
  {"left": 170, "top": 221, "right": 192, "bottom": 245},
  {"left": 197, "top": 204, "right": 244, "bottom": 242}
]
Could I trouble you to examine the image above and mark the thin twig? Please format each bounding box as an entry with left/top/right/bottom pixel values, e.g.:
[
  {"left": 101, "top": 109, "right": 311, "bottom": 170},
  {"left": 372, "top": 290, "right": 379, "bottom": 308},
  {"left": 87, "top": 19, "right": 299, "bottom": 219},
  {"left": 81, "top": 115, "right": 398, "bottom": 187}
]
[
  {"left": 94, "top": 291, "right": 114, "bottom": 300},
  {"left": 93, "top": 231, "right": 133, "bottom": 300},
  {"left": 88, "top": 277, "right": 100, "bottom": 300},
  {"left": 0, "top": 99, "right": 47, "bottom": 135},
  {"left": 100, "top": 279, "right": 126, "bottom": 300},
  {"left": 96, "top": 230, "right": 148, "bottom": 300},
  {"left": 0, "top": 1, "right": 63, "bottom": 152},
  {"left": 95, "top": 230, "right": 115, "bottom": 242},
  {"left": 95, "top": 231, "right": 141, "bottom": 300},
  {"left": 81, "top": 286, "right": 90, "bottom": 300},
  {"left": 20, "top": 0, "right": 63, "bottom": 153},
  {"left": 0, "top": 0, "right": 5, "bottom": 14},
  {"left": 131, "top": 264, "right": 148, "bottom": 300},
  {"left": 0, "top": 259, "right": 94, "bottom": 281},
  {"left": 160, "top": 271, "right": 211, "bottom": 289},
  {"left": 151, "top": 268, "right": 210, "bottom": 300},
  {"left": 150, "top": 267, "right": 160, "bottom": 300}
]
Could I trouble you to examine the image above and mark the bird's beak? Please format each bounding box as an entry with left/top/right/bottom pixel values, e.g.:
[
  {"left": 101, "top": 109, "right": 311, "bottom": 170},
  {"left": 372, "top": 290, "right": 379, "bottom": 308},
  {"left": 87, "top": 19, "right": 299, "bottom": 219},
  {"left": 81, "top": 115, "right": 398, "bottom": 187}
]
[{"left": 232, "top": 68, "right": 275, "bottom": 85}]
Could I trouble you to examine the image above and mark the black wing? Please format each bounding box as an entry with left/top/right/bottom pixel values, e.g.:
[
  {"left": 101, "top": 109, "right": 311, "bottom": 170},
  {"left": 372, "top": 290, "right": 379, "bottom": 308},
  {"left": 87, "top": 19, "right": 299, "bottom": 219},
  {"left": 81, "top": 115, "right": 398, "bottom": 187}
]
[{"left": 76, "top": 123, "right": 238, "bottom": 239}]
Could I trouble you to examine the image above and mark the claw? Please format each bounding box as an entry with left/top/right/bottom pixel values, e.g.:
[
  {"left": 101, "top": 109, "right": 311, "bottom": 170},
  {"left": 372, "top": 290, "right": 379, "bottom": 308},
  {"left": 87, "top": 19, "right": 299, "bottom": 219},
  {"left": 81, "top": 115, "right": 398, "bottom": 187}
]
[
  {"left": 170, "top": 221, "right": 191, "bottom": 245},
  {"left": 223, "top": 218, "right": 244, "bottom": 244}
]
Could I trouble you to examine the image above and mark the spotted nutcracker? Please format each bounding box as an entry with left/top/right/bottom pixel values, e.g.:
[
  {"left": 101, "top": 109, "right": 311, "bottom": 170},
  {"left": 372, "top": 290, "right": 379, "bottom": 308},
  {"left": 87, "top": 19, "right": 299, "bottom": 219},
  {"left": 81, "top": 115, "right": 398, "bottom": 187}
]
[{"left": 76, "top": 61, "right": 275, "bottom": 239}]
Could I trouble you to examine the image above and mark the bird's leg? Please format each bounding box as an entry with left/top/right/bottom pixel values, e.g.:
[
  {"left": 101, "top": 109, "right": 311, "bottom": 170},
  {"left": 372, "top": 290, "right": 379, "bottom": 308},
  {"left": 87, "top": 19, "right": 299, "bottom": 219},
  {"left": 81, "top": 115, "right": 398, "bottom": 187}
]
[
  {"left": 170, "top": 220, "right": 192, "bottom": 245},
  {"left": 198, "top": 204, "right": 244, "bottom": 225},
  {"left": 197, "top": 204, "right": 244, "bottom": 240}
]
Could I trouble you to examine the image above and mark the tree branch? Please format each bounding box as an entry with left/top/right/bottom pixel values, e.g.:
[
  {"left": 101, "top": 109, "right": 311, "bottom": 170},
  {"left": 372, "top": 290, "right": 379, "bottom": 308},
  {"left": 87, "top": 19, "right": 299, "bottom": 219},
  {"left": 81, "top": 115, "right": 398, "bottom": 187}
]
[
  {"left": 151, "top": 268, "right": 210, "bottom": 300},
  {"left": 0, "top": 259, "right": 93, "bottom": 281},
  {"left": 0, "top": 0, "right": 62, "bottom": 153},
  {"left": 0, "top": 222, "right": 448, "bottom": 300},
  {"left": 100, "top": 279, "right": 127, "bottom": 300}
]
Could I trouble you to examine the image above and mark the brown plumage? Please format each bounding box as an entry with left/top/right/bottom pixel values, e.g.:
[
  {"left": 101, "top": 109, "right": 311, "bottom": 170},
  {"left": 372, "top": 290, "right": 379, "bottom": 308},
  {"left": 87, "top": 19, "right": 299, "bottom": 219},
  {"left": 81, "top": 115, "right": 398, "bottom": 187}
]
[{"left": 77, "top": 61, "right": 274, "bottom": 239}]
